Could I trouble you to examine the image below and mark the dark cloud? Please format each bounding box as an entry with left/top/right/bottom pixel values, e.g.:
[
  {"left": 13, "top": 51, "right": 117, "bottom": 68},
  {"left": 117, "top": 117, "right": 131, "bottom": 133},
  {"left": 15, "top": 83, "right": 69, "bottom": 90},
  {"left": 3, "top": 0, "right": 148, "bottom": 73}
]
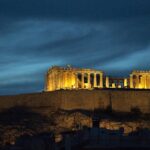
[
  {"left": 0, "top": 0, "right": 150, "bottom": 95},
  {"left": 0, "top": 0, "right": 150, "bottom": 21}
]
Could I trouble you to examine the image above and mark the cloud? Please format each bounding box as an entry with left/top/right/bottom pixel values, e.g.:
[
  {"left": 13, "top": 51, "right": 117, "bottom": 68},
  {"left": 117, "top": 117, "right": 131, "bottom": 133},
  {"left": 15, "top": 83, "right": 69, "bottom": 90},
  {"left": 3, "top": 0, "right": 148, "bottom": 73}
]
[
  {"left": 0, "top": 0, "right": 150, "bottom": 21},
  {"left": 0, "top": 0, "right": 150, "bottom": 95},
  {"left": 100, "top": 47, "right": 150, "bottom": 76}
]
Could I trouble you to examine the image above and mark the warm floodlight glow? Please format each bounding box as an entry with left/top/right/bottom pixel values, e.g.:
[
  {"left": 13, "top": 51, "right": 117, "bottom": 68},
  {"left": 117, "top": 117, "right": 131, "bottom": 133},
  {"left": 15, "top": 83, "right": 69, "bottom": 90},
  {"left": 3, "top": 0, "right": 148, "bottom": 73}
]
[{"left": 45, "top": 66, "right": 150, "bottom": 91}]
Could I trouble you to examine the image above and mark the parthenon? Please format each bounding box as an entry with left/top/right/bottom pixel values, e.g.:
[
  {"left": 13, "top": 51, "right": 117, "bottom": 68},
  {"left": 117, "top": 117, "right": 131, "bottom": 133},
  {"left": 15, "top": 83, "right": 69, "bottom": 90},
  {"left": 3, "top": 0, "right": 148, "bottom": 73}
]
[{"left": 45, "top": 65, "right": 150, "bottom": 91}]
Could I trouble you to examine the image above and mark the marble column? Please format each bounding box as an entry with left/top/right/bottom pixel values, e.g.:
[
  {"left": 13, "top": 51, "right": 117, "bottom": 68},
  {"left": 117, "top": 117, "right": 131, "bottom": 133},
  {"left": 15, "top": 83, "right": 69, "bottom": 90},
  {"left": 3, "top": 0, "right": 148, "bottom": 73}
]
[
  {"left": 143, "top": 75, "right": 147, "bottom": 89},
  {"left": 106, "top": 77, "right": 109, "bottom": 88},
  {"left": 71, "top": 72, "right": 75, "bottom": 88},
  {"left": 64, "top": 72, "right": 68, "bottom": 88},
  {"left": 62, "top": 71, "right": 66, "bottom": 89},
  {"left": 75, "top": 73, "right": 78, "bottom": 88},
  {"left": 88, "top": 73, "right": 91, "bottom": 88},
  {"left": 63, "top": 72, "right": 66, "bottom": 89},
  {"left": 82, "top": 73, "right": 84, "bottom": 88},
  {"left": 51, "top": 73, "right": 54, "bottom": 91},
  {"left": 136, "top": 75, "right": 139, "bottom": 88},
  {"left": 100, "top": 73, "right": 103, "bottom": 88},
  {"left": 55, "top": 73, "right": 57, "bottom": 89},
  {"left": 140, "top": 75, "right": 144, "bottom": 89},
  {"left": 94, "top": 73, "right": 97, "bottom": 87},
  {"left": 48, "top": 74, "right": 50, "bottom": 91},
  {"left": 147, "top": 75, "right": 150, "bottom": 89},
  {"left": 59, "top": 73, "right": 61, "bottom": 89},
  {"left": 124, "top": 78, "right": 127, "bottom": 88},
  {"left": 60, "top": 72, "right": 63, "bottom": 89},
  {"left": 145, "top": 75, "right": 147, "bottom": 89},
  {"left": 44, "top": 73, "right": 48, "bottom": 91},
  {"left": 49, "top": 74, "right": 51, "bottom": 91},
  {"left": 130, "top": 74, "right": 133, "bottom": 88},
  {"left": 68, "top": 72, "right": 71, "bottom": 88},
  {"left": 54, "top": 72, "right": 57, "bottom": 90},
  {"left": 51, "top": 74, "right": 53, "bottom": 91}
]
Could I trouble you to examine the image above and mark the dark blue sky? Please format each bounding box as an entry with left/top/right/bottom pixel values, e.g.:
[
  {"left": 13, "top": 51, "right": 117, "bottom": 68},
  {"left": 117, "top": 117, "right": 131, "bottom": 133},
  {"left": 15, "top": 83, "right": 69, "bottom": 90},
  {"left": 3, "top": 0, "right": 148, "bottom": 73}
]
[{"left": 0, "top": 0, "right": 150, "bottom": 95}]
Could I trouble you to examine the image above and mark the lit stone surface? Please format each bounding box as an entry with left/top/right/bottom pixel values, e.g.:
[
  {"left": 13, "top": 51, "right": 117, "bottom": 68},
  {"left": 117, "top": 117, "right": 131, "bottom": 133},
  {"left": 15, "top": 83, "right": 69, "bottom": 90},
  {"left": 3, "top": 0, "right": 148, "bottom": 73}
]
[
  {"left": 45, "top": 66, "right": 150, "bottom": 91},
  {"left": 45, "top": 65, "right": 104, "bottom": 91},
  {"left": 130, "top": 71, "right": 150, "bottom": 89}
]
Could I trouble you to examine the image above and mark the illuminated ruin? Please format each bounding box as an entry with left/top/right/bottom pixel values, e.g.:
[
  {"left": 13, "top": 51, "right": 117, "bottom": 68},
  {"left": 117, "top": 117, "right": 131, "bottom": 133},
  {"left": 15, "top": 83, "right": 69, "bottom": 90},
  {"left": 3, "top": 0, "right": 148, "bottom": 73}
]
[
  {"left": 130, "top": 70, "right": 150, "bottom": 89},
  {"left": 45, "top": 65, "right": 150, "bottom": 91}
]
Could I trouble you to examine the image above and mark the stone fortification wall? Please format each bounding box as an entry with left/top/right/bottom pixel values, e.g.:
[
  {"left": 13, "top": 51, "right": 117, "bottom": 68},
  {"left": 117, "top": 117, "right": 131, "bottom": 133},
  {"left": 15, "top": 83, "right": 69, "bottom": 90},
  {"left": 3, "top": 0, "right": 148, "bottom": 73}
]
[{"left": 0, "top": 89, "right": 149, "bottom": 113}]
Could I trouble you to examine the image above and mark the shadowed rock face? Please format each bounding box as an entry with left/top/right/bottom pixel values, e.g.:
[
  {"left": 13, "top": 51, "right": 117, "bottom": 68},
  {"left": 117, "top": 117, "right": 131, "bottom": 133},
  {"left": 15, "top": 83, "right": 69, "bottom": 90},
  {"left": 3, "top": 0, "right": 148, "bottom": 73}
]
[
  {"left": 0, "top": 106, "right": 55, "bottom": 147},
  {"left": 0, "top": 106, "right": 150, "bottom": 148}
]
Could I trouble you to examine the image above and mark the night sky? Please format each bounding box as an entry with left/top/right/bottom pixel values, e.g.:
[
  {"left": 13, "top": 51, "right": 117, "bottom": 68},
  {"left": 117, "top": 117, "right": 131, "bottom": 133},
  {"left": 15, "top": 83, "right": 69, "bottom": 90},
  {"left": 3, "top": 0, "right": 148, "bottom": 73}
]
[{"left": 0, "top": 0, "right": 150, "bottom": 95}]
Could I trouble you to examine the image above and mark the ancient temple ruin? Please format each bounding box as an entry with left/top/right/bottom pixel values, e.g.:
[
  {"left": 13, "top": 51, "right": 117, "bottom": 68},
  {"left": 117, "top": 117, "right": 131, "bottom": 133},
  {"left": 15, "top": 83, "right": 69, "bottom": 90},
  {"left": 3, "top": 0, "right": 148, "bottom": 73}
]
[
  {"left": 130, "top": 70, "right": 150, "bottom": 89},
  {"left": 45, "top": 65, "right": 150, "bottom": 91}
]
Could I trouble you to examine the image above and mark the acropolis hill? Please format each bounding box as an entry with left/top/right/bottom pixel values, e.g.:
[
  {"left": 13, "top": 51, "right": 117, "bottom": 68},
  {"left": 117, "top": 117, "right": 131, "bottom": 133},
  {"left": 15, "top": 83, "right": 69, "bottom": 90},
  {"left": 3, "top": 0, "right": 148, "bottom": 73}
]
[
  {"left": 0, "top": 66, "right": 150, "bottom": 146},
  {"left": 0, "top": 65, "right": 150, "bottom": 114}
]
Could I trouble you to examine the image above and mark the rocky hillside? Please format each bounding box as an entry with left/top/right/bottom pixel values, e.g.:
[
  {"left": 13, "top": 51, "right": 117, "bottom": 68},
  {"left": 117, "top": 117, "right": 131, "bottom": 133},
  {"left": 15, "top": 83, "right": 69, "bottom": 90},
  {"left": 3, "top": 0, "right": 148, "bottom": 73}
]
[{"left": 0, "top": 106, "right": 149, "bottom": 148}]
